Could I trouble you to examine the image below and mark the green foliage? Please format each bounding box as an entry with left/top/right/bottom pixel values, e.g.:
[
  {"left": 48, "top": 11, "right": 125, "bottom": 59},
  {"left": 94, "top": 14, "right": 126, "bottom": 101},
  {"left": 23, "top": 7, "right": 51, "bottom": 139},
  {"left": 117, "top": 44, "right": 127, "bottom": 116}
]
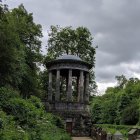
[
  {"left": 0, "top": 87, "right": 71, "bottom": 140},
  {"left": 38, "top": 70, "right": 49, "bottom": 98},
  {"left": 0, "top": 110, "right": 29, "bottom": 140},
  {"left": 0, "top": 3, "right": 43, "bottom": 98},
  {"left": 95, "top": 124, "right": 133, "bottom": 138},
  {"left": 115, "top": 75, "right": 127, "bottom": 89},
  {"left": 11, "top": 4, "right": 43, "bottom": 98},
  {"left": 52, "top": 115, "right": 65, "bottom": 129},
  {"left": 6, "top": 98, "right": 44, "bottom": 126},
  {"left": 30, "top": 120, "right": 70, "bottom": 140},
  {"left": 0, "top": 87, "right": 19, "bottom": 109},
  {"left": 0, "top": 4, "right": 25, "bottom": 88},
  {"left": 91, "top": 98, "right": 102, "bottom": 123},
  {"left": 28, "top": 96, "right": 45, "bottom": 109},
  {"left": 91, "top": 75, "right": 140, "bottom": 125},
  {"left": 46, "top": 25, "right": 95, "bottom": 65},
  {"left": 0, "top": 3, "right": 71, "bottom": 139},
  {"left": 121, "top": 103, "right": 139, "bottom": 125}
]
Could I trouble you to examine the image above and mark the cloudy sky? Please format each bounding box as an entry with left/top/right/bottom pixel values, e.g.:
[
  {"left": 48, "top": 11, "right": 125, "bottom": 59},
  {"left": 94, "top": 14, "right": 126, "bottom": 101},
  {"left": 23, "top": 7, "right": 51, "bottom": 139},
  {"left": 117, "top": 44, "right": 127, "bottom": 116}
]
[{"left": 5, "top": 0, "right": 140, "bottom": 94}]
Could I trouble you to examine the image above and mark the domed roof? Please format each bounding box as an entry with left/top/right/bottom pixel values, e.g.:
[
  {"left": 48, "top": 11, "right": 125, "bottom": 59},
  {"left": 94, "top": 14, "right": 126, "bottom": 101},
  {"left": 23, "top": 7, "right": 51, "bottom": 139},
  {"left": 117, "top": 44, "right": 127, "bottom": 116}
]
[
  {"left": 45, "top": 54, "right": 93, "bottom": 70},
  {"left": 57, "top": 54, "right": 82, "bottom": 61}
]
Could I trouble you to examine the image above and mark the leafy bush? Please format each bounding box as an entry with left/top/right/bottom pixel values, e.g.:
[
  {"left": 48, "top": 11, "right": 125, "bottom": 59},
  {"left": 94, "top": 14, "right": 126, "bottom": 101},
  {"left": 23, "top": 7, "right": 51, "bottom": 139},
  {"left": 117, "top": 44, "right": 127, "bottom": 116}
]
[
  {"left": 29, "top": 119, "right": 70, "bottom": 140},
  {"left": 0, "top": 110, "right": 29, "bottom": 140},
  {"left": 0, "top": 87, "right": 19, "bottom": 108},
  {"left": 6, "top": 98, "right": 44, "bottom": 126},
  {"left": 53, "top": 115, "right": 65, "bottom": 129},
  {"left": 94, "top": 124, "right": 133, "bottom": 138},
  {"left": 91, "top": 76, "right": 140, "bottom": 125},
  {"left": 0, "top": 87, "right": 71, "bottom": 140},
  {"left": 28, "top": 96, "right": 45, "bottom": 109},
  {"left": 121, "top": 103, "right": 139, "bottom": 125}
]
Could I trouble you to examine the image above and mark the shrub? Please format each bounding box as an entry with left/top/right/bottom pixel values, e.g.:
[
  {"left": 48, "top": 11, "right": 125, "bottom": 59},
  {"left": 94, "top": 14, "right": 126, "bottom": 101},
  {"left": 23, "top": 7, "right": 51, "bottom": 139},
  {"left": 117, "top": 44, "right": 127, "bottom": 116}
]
[
  {"left": 0, "top": 87, "right": 71, "bottom": 140},
  {"left": 121, "top": 104, "right": 139, "bottom": 125},
  {"left": 94, "top": 124, "right": 133, "bottom": 138},
  {"left": 53, "top": 115, "right": 65, "bottom": 129},
  {"left": 0, "top": 110, "right": 29, "bottom": 140},
  {"left": 0, "top": 87, "right": 19, "bottom": 108},
  {"left": 6, "top": 98, "right": 44, "bottom": 126},
  {"left": 28, "top": 96, "right": 45, "bottom": 109}
]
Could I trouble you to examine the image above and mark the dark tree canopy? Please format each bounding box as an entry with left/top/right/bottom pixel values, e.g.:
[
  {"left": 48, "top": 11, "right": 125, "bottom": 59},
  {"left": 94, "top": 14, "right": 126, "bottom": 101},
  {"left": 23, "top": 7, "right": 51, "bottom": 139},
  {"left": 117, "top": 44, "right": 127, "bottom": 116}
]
[
  {"left": 0, "top": 3, "right": 71, "bottom": 140},
  {"left": 91, "top": 75, "right": 140, "bottom": 125},
  {"left": 0, "top": 4, "right": 43, "bottom": 98},
  {"left": 44, "top": 25, "right": 97, "bottom": 95},
  {"left": 46, "top": 25, "right": 96, "bottom": 65}
]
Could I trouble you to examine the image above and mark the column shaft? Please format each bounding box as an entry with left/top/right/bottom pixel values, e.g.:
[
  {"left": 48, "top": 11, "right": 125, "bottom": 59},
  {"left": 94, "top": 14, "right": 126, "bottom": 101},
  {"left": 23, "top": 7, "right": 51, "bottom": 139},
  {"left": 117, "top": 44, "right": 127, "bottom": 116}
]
[
  {"left": 55, "top": 69, "right": 60, "bottom": 101},
  {"left": 67, "top": 69, "right": 72, "bottom": 101},
  {"left": 79, "top": 70, "right": 84, "bottom": 102},
  {"left": 48, "top": 71, "right": 52, "bottom": 101},
  {"left": 77, "top": 76, "right": 79, "bottom": 102},
  {"left": 85, "top": 73, "right": 89, "bottom": 103},
  {"left": 66, "top": 76, "right": 68, "bottom": 93}
]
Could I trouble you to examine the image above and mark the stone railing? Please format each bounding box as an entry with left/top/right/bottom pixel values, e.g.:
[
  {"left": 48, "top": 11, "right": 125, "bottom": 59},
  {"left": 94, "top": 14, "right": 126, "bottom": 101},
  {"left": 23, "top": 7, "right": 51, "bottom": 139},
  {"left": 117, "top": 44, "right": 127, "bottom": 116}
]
[
  {"left": 91, "top": 126, "right": 124, "bottom": 140},
  {"left": 44, "top": 101, "right": 89, "bottom": 112},
  {"left": 128, "top": 127, "right": 140, "bottom": 140},
  {"left": 91, "top": 125, "right": 140, "bottom": 140},
  {"left": 91, "top": 126, "right": 107, "bottom": 140}
]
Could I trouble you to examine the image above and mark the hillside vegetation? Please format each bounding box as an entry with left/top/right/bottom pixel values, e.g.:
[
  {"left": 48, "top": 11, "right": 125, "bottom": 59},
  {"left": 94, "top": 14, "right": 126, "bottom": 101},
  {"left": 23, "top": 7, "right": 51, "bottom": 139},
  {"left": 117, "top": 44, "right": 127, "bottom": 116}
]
[
  {"left": 0, "top": 87, "right": 71, "bottom": 140},
  {"left": 0, "top": 2, "right": 71, "bottom": 140},
  {"left": 91, "top": 75, "right": 140, "bottom": 125}
]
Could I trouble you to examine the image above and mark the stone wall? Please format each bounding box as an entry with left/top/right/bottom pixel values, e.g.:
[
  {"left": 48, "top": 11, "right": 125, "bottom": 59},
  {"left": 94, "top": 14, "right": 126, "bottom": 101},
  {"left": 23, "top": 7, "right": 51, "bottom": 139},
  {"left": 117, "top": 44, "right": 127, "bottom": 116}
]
[
  {"left": 91, "top": 126, "right": 124, "bottom": 140},
  {"left": 91, "top": 126, "right": 107, "bottom": 140},
  {"left": 57, "top": 111, "right": 91, "bottom": 136},
  {"left": 128, "top": 127, "right": 140, "bottom": 140},
  {"left": 44, "top": 101, "right": 92, "bottom": 136}
]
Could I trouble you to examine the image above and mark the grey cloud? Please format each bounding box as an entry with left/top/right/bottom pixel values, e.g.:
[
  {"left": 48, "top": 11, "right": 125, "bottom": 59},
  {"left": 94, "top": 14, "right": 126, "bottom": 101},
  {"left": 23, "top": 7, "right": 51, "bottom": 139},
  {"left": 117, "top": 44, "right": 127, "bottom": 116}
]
[
  {"left": 96, "top": 63, "right": 127, "bottom": 81},
  {"left": 5, "top": 0, "right": 140, "bottom": 91}
]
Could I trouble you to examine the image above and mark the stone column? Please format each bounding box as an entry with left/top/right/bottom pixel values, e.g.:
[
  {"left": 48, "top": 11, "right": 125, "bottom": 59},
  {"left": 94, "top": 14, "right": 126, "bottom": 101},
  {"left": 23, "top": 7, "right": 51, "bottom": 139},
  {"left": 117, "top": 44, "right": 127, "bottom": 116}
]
[
  {"left": 48, "top": 71, "right": 52, "bottom": 101},
  {"left": 84, "top": 73, "right": 89, "bottom": 103},
  {"left": 78, "top": 70, "right": 84, "bottom": 102},
  {"left": 66, "top": 76, "right": 68, "bottom": 93},
  {"left": 77, "top": 76, "right": 79, "bottom": 102},
  {"left": 67, "top": 69, "right": 72, "bottom": 101},
  {"left": 55, "top": 69, "right": 60, "bottom": 101}
]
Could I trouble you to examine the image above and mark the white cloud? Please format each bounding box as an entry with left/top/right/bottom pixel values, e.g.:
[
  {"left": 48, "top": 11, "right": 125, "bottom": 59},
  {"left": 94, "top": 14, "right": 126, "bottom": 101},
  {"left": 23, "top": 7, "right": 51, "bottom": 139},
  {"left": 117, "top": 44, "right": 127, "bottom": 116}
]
[{"left": 97, "top": 81, "right": 116, "bottom": 95}]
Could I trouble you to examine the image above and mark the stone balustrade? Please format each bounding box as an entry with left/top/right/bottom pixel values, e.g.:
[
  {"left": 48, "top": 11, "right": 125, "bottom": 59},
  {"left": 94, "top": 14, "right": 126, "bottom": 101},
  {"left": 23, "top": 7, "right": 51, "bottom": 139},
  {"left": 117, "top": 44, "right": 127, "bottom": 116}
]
[
  {"left": 45, "top": 101, "right": 89, "bottom": 112},
  {"left": 91, "top": 126, "right": 140, "bottom": 140},
  {"left": 91, "top": 126, "right": 125, "bottom": 140},
  {"left": 128, "top": 127, "right": 140, "bottom": 140}
]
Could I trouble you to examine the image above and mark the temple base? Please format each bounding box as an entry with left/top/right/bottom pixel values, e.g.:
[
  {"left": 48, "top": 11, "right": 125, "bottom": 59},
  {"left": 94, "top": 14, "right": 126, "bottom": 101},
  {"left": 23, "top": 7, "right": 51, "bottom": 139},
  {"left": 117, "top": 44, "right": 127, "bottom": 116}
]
[{"left": 44, "top": 101, "right": 92, "bottom": 136}]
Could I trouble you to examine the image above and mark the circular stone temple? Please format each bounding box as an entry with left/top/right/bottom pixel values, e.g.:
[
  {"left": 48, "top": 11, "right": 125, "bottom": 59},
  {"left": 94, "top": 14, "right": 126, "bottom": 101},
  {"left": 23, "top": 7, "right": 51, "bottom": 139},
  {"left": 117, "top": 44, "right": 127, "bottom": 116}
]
[{"left": 45, "top": 54, "right": 93, "bottom": 136}]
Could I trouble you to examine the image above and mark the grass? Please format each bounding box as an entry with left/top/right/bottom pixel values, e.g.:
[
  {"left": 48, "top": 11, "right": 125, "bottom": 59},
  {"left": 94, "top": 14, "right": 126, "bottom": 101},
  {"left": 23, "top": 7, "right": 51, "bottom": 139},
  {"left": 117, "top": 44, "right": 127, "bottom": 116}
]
[{"left": 94, "top": 124, "right": 138, "bottom": 139}]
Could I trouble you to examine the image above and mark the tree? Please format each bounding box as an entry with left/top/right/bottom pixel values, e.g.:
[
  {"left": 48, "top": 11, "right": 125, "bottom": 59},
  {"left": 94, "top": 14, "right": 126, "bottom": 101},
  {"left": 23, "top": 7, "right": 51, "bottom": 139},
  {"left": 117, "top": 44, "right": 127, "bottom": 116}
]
[
  {"left": 0, "top": 2, "right": 72, "bottom": 139},
  {"left": 46, "top": 26, "right": 96, "bottom": 64},
  {"left": 115, "top": 75, "right": 127, "bottom": 89},
  {"left": 91, "top": 75, "right": 140, "bottom": 125},
  {"left": 121, "top": 103, "right": 139, "bottom": 125},
  {"left": 0, "top": 3, "right": 43, "bottom": 98},
  {"left": 91, "top": 99, "right": 102, "bottom": 123},
  {"left": 12, "top": 5, "right": 42, "bottom": 98},
  {"left": 0, "top": 3, "right": 25, "bottom": 88},
  {"left": 45, "top": 25, "right": 97, "bottom": 95}
]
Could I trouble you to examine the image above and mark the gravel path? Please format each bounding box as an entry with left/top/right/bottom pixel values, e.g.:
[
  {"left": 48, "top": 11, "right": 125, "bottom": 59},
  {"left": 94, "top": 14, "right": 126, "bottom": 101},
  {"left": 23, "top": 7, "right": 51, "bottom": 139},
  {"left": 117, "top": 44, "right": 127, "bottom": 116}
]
[{"left": 72, "top": 137, "right": 93, "bottom": 140}]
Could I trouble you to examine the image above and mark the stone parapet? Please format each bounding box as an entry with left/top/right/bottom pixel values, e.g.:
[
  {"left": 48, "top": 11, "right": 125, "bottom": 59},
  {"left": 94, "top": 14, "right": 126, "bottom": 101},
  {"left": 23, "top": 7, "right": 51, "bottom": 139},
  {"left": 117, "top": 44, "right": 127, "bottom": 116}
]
[{"left": 44, "top": 101, "right": 90, "bottom": 112}]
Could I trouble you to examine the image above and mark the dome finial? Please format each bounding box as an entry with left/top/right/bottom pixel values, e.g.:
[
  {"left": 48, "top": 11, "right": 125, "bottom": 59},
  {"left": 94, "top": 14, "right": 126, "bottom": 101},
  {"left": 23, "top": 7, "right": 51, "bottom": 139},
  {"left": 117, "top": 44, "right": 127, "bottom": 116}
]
[{"left": 57, "top": 54, "right": 81, "bottom": 61}]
